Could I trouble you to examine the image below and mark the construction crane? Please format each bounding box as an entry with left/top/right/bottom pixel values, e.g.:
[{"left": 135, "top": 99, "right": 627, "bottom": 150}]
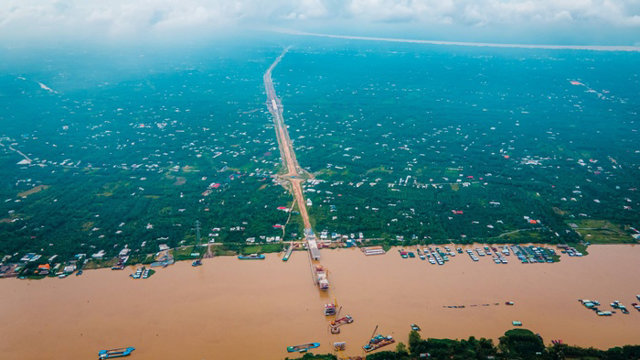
[{"left": 370, "top": 325, "right": 379, "bottom": 340}]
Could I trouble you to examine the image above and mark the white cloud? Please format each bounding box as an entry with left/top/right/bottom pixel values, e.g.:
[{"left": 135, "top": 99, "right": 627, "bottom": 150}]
[{"left": 0, "top": 0, "right": 639, "bottom": 42}]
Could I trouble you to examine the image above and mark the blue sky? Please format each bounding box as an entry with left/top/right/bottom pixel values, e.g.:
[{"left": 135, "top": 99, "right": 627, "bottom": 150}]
[{"left": 1, "top": 0, "right": 639, "bottom": 45}]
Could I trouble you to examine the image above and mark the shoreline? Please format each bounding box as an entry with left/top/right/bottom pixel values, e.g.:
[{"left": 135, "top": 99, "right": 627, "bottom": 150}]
[{"left": 5, "top": 239, "right": 635, "bottom": 280}]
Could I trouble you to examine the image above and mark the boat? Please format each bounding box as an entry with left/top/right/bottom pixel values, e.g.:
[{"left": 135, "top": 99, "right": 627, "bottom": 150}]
[
  {"left": 512, "top": 321, "right": 522, "bottom": 326},
  {"left": 237, "top": 253, "right": 265, "bottom": 260},
  {"left": 130, "top": 268, "right": 142, "bottom": 279},
  {"left": 333, "top": 342, "right": 346, "bottom": 351},
  {"left": 410, "top": 324, "right": 421, "bottom": 331},
  {"left": 98, "top": 347, "right": 135, "bottom": 359},
  {"left": 141, "top": 268, "right": 150, "bottom": 279},
  {"left": 363, "top": 335, "right": 395, "bottom": 352},
  {"left": 331, "top": 315, "right": 354, "bottom": 326},
  {"left": 192, "top": 259, "right": 202, "bottom": 267},
  {"left": 505, "top": 301, "right": 515, "bottom": 306},
  {"left": 76, "top": 270, "right": 83, "bottom": 276},
  {"left": 286, "top": 342, "right": 320, "bottom": 353},
  {"left": 314, "top": 265, "right": 329, "bottom": 290},
  {"left": 324, "top": 303, "right": 337, "bottom": 316},
  {"left": 407, "top": 252, "right": 415, "bottom": 258}
]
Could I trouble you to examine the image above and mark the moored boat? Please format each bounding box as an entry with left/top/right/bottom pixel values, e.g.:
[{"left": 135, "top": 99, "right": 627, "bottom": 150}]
[{"left": 237, "top": 253, "right": 265, "bottom": 260}]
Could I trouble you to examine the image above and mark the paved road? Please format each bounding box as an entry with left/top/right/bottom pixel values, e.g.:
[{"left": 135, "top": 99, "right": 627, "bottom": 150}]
[{"left": 264, "top": 48, "right": 320, "bottom": 260}]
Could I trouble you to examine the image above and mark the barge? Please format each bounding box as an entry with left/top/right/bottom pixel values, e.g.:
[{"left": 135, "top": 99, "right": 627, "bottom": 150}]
[
  {"left": 363, "top": 335, "right": 395, "bottom": 353},
  {"left": 314, "top": 265, "right": 329, "bottom": 290}
]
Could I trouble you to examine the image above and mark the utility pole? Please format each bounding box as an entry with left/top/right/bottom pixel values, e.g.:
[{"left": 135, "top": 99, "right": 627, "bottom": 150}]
[{"left": 195, "top": 219, "right": 201, "bottom": 246}]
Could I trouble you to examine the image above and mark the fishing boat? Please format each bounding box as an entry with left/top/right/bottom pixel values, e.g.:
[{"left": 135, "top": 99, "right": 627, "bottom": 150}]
[
  {"left": 192, "top": 259, "right": 202, "bottom": 267},
  {"left": 333, "top": 342, "right": 346, "bottom": 351},
  {"left": 286, "top": 343, "right": 320, "bottom": 353},
  {"left": 512, "top": 321, "right": 522, "bottom": 326},
  {"left": 237, "top": 253, "right": 265, "bottom": 260},
  {"left": 410, "top": 324, "right": 421, "bottom": 331},
  {"left": 75, "top": 270, "right": 83, "bottom": 276},
  {"left": 98, "top": 347, "right": 135, "bottom": 359}
]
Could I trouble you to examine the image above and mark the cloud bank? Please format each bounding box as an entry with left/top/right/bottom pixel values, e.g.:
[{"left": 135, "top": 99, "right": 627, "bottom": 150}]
[{"left": 1, "top": 0, "right": 639, "bottom": 45}]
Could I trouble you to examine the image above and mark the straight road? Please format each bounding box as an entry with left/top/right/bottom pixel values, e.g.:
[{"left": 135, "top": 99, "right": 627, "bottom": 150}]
[{"left": 264, "top": 48, "right": 320, "bottom": 260}]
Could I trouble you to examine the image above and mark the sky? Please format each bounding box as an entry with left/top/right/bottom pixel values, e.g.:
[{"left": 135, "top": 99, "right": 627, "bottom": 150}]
[{"left": 1, "top": 0, "right": 640, "bottom": 46}]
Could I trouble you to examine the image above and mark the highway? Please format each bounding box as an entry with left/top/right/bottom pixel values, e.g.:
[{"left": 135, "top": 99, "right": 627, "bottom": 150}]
[{"left": 263, "top": 48, "right": 320, "bottom": 260}]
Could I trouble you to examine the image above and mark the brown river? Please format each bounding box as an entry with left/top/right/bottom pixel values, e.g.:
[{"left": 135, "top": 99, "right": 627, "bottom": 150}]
[{"left": 1, "top": 245, "right": 639, "bottom": 360}]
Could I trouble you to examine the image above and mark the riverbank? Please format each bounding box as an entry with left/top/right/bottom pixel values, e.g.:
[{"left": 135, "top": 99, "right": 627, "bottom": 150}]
[
  {"left": 2, "top": 240, "right": 603, "bottom": 279},
  {"left": 1, "top": 244, "right": 639, "bottom": 359}
]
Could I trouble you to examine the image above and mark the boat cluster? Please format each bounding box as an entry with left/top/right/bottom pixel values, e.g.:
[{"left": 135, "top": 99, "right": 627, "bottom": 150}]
[
  {"left": 129, "top": 266, "right": 151, "bottom": 280},
  {"left": 399, "top": 245, "right": 558, "bottom": 265},
  {"left": 579, "top": 296, "right": 640, "bottom": 316}
]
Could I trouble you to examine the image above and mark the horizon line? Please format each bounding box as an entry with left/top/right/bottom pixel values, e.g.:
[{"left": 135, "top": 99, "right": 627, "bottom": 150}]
[{"left": 276, "top": 29, "right": 640, "bottom": 52}]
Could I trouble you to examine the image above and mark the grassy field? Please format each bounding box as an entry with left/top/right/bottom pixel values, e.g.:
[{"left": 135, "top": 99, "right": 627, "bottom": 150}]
[{"left": 567, "top": 220, "right": 634, "bottom": 244}]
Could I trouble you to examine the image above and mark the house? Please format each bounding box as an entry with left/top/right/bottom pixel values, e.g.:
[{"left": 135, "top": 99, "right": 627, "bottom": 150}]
[{"left": 37, "top": 264, "right": 50, "bottom": 275}]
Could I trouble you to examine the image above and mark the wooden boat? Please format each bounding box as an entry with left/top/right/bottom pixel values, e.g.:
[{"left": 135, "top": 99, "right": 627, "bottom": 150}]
[
  {"left": 286, "top": 342, "right": 320, "bottom": 353},
  {"left": 98, "top": 347, "right": 135, "bottom": 359}
]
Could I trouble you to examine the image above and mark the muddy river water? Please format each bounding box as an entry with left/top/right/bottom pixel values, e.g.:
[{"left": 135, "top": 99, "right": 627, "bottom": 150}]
[{"left": 1, "top": 244, "right": 639, "bottom": 359}]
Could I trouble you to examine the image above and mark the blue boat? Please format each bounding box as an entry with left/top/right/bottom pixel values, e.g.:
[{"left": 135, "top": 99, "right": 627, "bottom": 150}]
[
  {"left": 238, "top": 253, "right": 265, "bottom": 260},
  {"left": 287, "top": 342, "right": 320, "bottom": 353},
  {"left": 98, "top": 347, "right": 135, "bottom": 359}
]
